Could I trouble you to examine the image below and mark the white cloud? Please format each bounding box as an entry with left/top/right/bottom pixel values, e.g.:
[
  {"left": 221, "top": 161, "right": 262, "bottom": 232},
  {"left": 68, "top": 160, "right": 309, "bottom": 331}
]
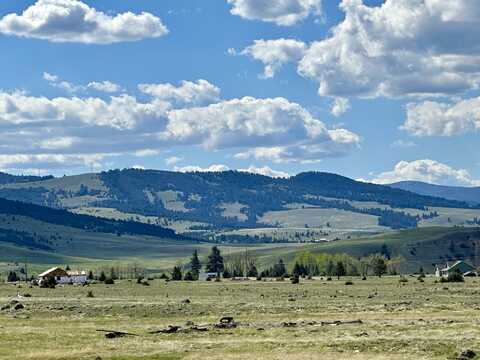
[
  {"left": 40, "top": 136, "right": 76, "bottom": 150},
  {"left": 165, "top": 156, "right": 183, "bottom": 166},
  {"left": 373, "top": 159, "right": 480, "bottom": 187},
  {"left": 175, "top": 164, "right": 230, "bottom": 173},
  {"left": 242, "top": 1, "right": 480, "bottom": 99},
  {"left": 164, "top": 96, "right": 360, "bottom": 163},
  {"left": 0, "top": 0, "right": 168, "bottom": 44},
  {"left": 139, "top": 80, "right": 220, "bottom": 106},
  {"left": 87, "top": 81, "right": 122, "bottom": 93},
  {"left": 134, "top": 149, "right": 160, "bottom": 157},
  {"left": 43, "top": 72, "right": 82, "bottom": 93},
  {"left": 227, "top": 0, "right": 322, "bottom": 26},
  {"left": 402, "top": 97, "right": 480, "bottom": 137},
  {"left": 241, "top": 39, "right": 306, "bottom": 78},
  {"left": 0, "top": 153, "right": 108, "bottom": 171},
  {"left": 0, "top": 83, "right": 359, "bottom": 172},
  {"left": 330, "top": 97, "right": 350, "bottom": 117},
  {"left": 0, "top": 90, "right": 169, "bottom": 130},
  {"left": 44, "top": 72, "right": 122, "bottom": 94},
  {"left": 239, "top": 165, "right": 290, "bottom": 178}
]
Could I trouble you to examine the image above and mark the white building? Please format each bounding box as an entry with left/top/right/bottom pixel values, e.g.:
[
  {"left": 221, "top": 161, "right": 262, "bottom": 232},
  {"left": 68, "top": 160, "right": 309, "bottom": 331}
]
[{"left": 38, "top": 267, "right": 88, "bottom": 285}]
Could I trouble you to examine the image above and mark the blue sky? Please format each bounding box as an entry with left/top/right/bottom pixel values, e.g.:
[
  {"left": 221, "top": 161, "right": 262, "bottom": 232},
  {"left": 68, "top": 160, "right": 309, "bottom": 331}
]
[{"left": 0, "top": 0, "right": 479, "bottom": 186}]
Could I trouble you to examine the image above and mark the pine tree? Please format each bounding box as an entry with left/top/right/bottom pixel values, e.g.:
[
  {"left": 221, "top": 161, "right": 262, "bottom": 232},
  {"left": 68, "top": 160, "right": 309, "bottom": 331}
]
[
  {"left": 247, "top": 264, "right": 258, "bottom": 278},
  {"left": 190, "top": 250, "right": 201, "bottom": 280},
  {"left": 326, "top": 260, "right": 335, "bottom": 276},
  {"left": 335, "top": 261, "right": 346, "bottom": 280},
  {"left": 171, "top": 266, "right": 183, "bottom": 281},
  {"left": 7, "top": 271, "right": 18, "bottom": 282},
  {"left": 98, "top": 271, "right": 106, "bottom": 282},
  {"left": 87, "top": 271, "right": 94, "bottom": 280},
  {"left": 206, "top": 246, "right": 224, "bottom": 276}
]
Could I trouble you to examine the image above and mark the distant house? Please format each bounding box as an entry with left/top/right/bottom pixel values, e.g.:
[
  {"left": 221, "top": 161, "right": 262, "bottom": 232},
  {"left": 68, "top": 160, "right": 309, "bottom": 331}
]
[
  {"left": 38, "top": 267, "right": 88, "bottom": 285},
  {"left": 435, "top": 261, "right": 477, "bottom": 277}
]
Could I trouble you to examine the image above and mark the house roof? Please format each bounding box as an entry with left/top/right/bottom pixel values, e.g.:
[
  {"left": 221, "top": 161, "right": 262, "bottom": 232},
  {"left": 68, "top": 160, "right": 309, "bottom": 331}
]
[
  {"left": 441, "top": 260, "right": 475, "bottom": 272},
  {"left": 38, "top": 267, "right": 68, "bottom": 277}
]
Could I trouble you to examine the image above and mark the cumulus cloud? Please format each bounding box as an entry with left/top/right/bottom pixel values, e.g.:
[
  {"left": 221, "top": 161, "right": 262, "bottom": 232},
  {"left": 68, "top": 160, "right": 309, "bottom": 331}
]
[
  {"left": 241, "top": 39, "right": 306, "bottom": 78},
  {"left": 0, "top": 0, "right": 168, "bottom": 44},
  {"left": 242, "top": 1, "right": 480, "bottom": 99},
  {"left": 174, "top": 164, "right": 230, "bottom": 173},
  {"left": 227, "top": 0, "right": 322, "bottom": 26},
  {"left": 0, "top": 153, "right": 107, "bottom": 172},
  {"left": 330, "top": 97, "right": 350, "bottom": 117},
  {"left": 87, "top": 81, "right": 122, "bottom": 93},
  {"left": 165, "top": 156, "right": 183, "bottom": 166},
  {"left": 44, "top": 72, "right": 122, "bottom": 94},
  {"left": 0, "top": 82, "right": 359, "bottom": 172},
  {"left": 139, "top": 80, "right": 220, "bottom": 106},
  {"left": 239, "top": 165, "right": 290, "bottom": 178},
  {"left": 43, "top": 72, "right": 82, "bottom": 93},
  {"left": 164, "top": 96, "right": 360, "bottom": 163},
  {"left": 402, "top": 96, "right": 480, "bottom": 137},
  {"left": 373, "top": 159, "right": 480, "bottom": 187}
]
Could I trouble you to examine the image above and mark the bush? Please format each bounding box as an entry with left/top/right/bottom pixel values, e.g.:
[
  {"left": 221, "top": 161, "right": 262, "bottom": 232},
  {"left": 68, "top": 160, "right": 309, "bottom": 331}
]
[
  {"left": 291, "top": 274, "right": 300, "bottom": 284},
  {"left": 183, "top": 271, "right": 195, "bottom": 281},
  {"left": 345, "top": 280, "right": 354, "bottom": 285},
  {"left": 326, "top": 277, "right": 332, "bottom": 281},
  {"left": 446, "top": 272, "right": 464, "bottom": 283},
  {"left": 104, "top": 278, "right": 115, "bottom": 285},
  {"left": 141, "top": 280, "right": 150, "bottom": 286},
  {"left": 362, "top": 276, "right": 367, "bottom": 281},
  {"left": 86, "top": 291, "right": 94, "bottom": 298},
  {"left": 399, "top": 277, "right": 408, "bottom": 283},
  {"left": 40, "top": 276, "right": 56, "bottom": 289},
  {"left": 159, "top": 273, "right": 169, "bottom": 280}
]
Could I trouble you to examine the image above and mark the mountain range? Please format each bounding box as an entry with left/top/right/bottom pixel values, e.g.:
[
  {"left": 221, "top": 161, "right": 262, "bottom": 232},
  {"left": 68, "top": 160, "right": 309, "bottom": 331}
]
[{"left": 390, "top": 181, "right": 480, "bottom": 205}]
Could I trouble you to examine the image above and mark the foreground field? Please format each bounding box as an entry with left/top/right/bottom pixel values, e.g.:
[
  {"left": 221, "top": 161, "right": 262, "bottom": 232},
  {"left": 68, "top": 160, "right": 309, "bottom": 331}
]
[{"left": 1, "top": 277, "right": 480, "bottom": 359}]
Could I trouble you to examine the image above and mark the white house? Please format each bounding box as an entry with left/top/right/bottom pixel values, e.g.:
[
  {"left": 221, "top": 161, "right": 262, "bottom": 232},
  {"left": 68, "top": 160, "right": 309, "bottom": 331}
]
[{"left": 38, "top": 267, "right": 88, "bottom": 285}]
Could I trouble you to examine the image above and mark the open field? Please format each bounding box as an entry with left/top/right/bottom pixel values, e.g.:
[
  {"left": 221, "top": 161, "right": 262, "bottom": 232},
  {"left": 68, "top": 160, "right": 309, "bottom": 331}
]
[{"left": 1, "top": 277, "right": 480, "bottom": 360}]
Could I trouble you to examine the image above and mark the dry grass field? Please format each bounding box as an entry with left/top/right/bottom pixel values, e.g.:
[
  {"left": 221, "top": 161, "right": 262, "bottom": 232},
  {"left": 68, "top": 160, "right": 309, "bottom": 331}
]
[{"left": 1, "top": 276, "right": 480, "bottom": 360}]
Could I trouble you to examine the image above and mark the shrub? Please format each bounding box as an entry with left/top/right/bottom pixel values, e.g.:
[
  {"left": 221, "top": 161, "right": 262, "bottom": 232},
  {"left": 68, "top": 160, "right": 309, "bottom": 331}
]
[
  {"left": 326, "top": 277, "right": 332, "bottom": 281},
  {"left": 141, "top": 280, "right": 150, "bottom": 286},
  {"left": 104, "top": 278, "right": 115, "bottom": 285},
  {"left": 362, "top": 276, "right": 367, "bottom": 281},
  {"left": 399, "top": 277, "right": 408, "bottom": 283},
  {"left": 291, "top": 274, "right": 300, "bottom": 284},
  {"left": 40, "top": 276, "right": 56, "bottom": 289},
  {"left": 159, "top": 273, "right": 169, "bottom": 280},
  {"left": 446, "top": 272, "right": 464, "bottom": 283},
  {"left": 345, "top": 280, "right": 354, "bottom": 285},
  {"left": 183, "top": 271, "right": 195, "bottom": 281},
  {"left": 86, "top": 291, "right": 94, "bottom": 298}
]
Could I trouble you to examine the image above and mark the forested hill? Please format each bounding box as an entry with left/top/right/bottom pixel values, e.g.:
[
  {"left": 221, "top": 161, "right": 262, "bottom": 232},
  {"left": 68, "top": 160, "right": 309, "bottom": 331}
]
[
  {"left": 0, "top": 197, "right": 181, "bottom": 240},
  {"left": 0, "top": 169, "right": 475, "bottom": 231},
  {"left": 0, "top": 172, "right": 53, "bottom": 185}
]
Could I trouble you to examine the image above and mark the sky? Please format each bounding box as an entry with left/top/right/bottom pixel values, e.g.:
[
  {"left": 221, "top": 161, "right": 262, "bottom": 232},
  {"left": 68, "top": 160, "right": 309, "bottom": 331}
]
[{"left": 0, "top": 0, "right": 479, "bottom": 186}]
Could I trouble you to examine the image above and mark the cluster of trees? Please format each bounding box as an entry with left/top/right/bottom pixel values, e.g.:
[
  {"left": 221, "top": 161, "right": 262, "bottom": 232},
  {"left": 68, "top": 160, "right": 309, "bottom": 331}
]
[
  {"left": 290, "top": 251, "right": 401, "bottom": 278},
  {"left": 169, "top": 247, "right": 224, "bottom": 281}
]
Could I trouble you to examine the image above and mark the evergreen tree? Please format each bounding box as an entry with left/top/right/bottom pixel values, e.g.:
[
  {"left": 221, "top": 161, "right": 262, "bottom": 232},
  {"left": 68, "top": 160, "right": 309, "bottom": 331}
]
[
  {"left": 7, "top": 271, "right": 18, "bottom": 282},
  {"left": 87, "top": 271, "right": 94, "bottom": 280},
  {"left": 273, "top": 259, "right": 287, "bottom": 277},
  {"left": 190, "top": 250, "right": 201, "bottom": 279},
  {"left": 98, "top": 271, "right": 106, "bottom": 282},
  {"left": 335, "top": 261, "right": 346, "bottom": 280},
  {"left": 247, "top": 264, "right": 258, "bottom": 278},
  {"left": 206, "top": 246, "right": 224, "bottom": 276},
  {"left": 326, "top": 260, "right": 335, "bottom": 276},
  {"left": 183, "top": 271, "right": 195, "bottom": 281},
  {"left": 372, "top": 257, "right": 387, "bottom": 277},
  {"left": 171, "top": 266, "right": 183, "bottom": 281},
  {"left": 380, "top": 243, "right": 391, "bottom": 260}
]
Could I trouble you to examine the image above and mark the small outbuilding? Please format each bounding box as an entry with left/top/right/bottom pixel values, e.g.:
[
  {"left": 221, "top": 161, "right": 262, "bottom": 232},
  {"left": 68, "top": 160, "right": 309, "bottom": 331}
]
[
  {"left": 435, "top": 261, "right": 477, "bottom": 277},
  {"left": 38, "top": 267, "right": 88, "bottom": 285}
]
